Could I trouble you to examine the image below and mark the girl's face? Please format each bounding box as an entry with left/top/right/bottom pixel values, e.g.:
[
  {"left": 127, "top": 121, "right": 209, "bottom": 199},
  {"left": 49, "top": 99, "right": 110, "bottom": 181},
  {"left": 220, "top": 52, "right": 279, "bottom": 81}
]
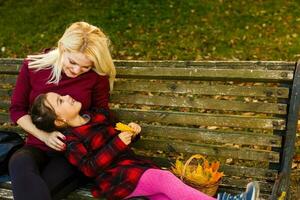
[
  {"left": 45, "top": 92, "right": 81, "bottom": 122},
  {"left": 62, "top": 51, "right": 93, "bottom": 78}
]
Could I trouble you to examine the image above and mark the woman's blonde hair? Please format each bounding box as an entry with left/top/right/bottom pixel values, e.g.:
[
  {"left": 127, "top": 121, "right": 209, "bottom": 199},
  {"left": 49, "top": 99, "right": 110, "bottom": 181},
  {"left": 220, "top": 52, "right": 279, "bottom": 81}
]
[{"left": 28, "top": 21, "right": 116, "bottom": 91}]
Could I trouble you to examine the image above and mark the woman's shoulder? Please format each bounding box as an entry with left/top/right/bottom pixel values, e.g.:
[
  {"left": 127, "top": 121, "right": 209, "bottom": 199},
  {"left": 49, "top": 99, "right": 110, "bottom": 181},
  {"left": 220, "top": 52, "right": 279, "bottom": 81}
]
[
  {"left": 80, "top": 70, "right": 109, "bottom": 86},
  {"left": 86, "top": 70, "right": 109, "bottom": 80}
]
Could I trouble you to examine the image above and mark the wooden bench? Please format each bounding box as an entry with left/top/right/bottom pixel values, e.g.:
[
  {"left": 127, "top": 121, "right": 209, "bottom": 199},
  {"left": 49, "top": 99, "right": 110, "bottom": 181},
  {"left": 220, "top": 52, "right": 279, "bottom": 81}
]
[{"left": 0, "top": 58, "right": 299, "bottom": 200}]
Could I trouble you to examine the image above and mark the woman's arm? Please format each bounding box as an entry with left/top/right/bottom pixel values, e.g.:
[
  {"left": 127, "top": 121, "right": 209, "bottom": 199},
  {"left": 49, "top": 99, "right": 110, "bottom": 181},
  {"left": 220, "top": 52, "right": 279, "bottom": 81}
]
[
  {"left": 10, "top": 60, "right": 65, "bottom": 151},
  {"left": 10, "top": 60, "right": 31, "bottom": 123},
  {"left": 17, "top": 115, "right": 65, "bottom": 151}
]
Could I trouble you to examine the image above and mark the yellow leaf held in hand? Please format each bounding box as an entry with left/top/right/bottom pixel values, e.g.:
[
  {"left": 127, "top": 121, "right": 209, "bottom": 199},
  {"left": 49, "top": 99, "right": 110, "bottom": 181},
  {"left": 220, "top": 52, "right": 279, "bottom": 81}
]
[
  {"left": 278, "top": 191, "right": 286, "bottom": 200},
  {"left": 115, "top": 122, "right": 134, "bottom": 133}
]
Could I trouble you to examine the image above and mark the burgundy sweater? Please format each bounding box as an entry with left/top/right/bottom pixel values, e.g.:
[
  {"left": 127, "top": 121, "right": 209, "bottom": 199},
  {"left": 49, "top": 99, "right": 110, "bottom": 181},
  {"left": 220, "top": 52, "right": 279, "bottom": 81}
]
[{"left": 10, "top": 59, "right": 110, "bottom": 151}]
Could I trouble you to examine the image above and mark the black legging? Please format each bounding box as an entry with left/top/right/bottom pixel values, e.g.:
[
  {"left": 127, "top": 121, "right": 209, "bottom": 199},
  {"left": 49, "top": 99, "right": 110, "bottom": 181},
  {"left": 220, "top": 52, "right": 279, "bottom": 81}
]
[{"left": 8, "top": 146, "right": 81, "bottom": 200}]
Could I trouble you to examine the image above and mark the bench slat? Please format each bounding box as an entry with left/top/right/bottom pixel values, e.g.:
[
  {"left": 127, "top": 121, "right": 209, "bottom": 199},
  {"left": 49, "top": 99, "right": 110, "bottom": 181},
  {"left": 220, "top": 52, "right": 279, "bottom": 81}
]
[
  {"left": 116, "top": 67, "right": 294, "bottom": 82},
  {"left": 141, "top": 124, "right": 281, "bottom": 147},
  {"left": 113, "top": 108, "right": 286, "bottom": 130},
  {"left": 115, "top": 60, "right": 295, "bottom": 70},
  {"left": 220, "top": 177, "right": 273, "bottom": 193},
  {"left": 0, "top": 89, "right": 13, "bottom": 98},
  {"left": 111, "top": 93, "right": 287, "bottom": 114},
  {"left": 0, "top": 58, "right": 23, "bottom": 65},
  {"left": 218, "top": 187, "right": 270, "bottom": 200},
  {"left": 0, "top": 66, "right": 20, "bottom": 74},
  {"left": 0, "top": 75, "right": 17, "bottom": 86},
  {"left": 133, "top": 139, "right": 280, "bottom": 162},
  {"left": 0, "top": 119, "right": 281, "bottom": 147},
  {"left": 0, "top": 90, "right": 288, "bottom": 114},
  {"left": 114, "top": 79, "right": 290, "bottom": 98},
  {"left": 0, "top": 102, "right": 10, "bottom": 111},
  {"left": 221, "top": 165, "right": 277, "bottom": 181}
]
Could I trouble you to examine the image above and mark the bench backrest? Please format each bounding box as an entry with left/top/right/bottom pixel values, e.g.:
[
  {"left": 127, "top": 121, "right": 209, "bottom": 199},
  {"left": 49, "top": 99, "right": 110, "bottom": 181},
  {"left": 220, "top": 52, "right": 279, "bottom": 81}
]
[{"left": 1, "top": 59, "right": 299, "bottom": 199}]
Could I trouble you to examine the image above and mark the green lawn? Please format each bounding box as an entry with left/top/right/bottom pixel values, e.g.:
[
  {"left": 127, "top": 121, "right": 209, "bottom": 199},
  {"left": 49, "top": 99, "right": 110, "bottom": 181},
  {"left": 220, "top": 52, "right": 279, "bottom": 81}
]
[{"left": 1, "top": 0, "right": 300, "bottom": 60}]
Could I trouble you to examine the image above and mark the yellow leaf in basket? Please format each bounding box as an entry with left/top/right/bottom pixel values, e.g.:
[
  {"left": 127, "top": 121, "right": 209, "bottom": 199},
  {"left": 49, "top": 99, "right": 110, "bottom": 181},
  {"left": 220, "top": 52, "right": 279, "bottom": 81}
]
[
  {"left": 203, "top": 159, "right": 210, "bottom": 170},
  {"left": 171, "top": 159, "right": 184, "bottom": 176},
  {"left": 207, "top": 172, "right": 223, "bottom": 184},
  {"left": 205, "top": 167, "right": 214, "bottom": 174},
  {"left": 195, "top": 164, "right": 203, "bottom": 175},
  {"left": 115, "top": 122, "right": 134, "bottom": 132},
  {"left": 211, "top": 161, "right": 220, "bottom": 172},
  {"left": 192, "top": 173, "right": 208, "bottom": 185}
]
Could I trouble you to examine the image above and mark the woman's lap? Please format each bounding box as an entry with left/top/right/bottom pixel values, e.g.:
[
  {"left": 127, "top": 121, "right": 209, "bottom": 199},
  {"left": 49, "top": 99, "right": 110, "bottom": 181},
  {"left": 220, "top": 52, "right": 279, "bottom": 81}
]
[{"left": 9, "top": 146, "right": 79, "bottom": 200}]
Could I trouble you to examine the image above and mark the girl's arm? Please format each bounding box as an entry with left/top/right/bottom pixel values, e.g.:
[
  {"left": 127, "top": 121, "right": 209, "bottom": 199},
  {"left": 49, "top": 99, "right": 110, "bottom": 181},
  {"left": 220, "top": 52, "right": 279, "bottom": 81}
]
[{"left": 65, "top": 132, "right": 129, "bottom": 177}]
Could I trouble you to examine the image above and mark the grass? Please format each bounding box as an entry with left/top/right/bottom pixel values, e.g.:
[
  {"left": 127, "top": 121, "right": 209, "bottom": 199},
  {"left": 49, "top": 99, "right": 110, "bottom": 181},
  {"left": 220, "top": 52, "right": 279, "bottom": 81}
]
[{"left": 1, "top": 0, "right": 300, "bottom": 60}]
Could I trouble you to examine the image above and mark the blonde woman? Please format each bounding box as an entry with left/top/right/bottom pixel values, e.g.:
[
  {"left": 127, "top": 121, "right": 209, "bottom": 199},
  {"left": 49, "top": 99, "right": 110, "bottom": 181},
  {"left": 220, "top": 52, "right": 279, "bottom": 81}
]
[{"left": 8, "top": 22, "right": 115, "bottom": 200}]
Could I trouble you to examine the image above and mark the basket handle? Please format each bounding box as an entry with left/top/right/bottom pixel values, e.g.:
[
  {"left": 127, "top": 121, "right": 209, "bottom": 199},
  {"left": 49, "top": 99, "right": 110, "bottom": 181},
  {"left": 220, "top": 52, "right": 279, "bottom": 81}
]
[{"left": 180, "top": 154, "right": 206, "bottom": 180}]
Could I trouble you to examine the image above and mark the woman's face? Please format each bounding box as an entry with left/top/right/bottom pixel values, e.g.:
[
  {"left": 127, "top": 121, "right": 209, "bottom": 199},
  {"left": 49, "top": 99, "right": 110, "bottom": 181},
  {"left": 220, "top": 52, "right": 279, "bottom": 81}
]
[
  {"left": 62, "top": 51, "right": 93, "bottom": 78},
  {"left": 45, "top": 92, "right": 81, "bottom": 122}
]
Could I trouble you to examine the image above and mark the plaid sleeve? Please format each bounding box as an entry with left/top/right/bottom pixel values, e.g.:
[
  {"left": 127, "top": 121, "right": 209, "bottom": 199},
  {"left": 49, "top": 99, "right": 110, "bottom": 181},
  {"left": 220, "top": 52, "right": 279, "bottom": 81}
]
[{"left": 65, "top": 134, "right": 128, "bottom": 177}]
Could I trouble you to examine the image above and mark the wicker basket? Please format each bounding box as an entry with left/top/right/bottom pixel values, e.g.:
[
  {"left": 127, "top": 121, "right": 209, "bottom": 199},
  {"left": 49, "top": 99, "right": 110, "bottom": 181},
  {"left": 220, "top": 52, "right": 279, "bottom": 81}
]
[{"left": 176, "top": 155, "right": 221, "bottom": 197}]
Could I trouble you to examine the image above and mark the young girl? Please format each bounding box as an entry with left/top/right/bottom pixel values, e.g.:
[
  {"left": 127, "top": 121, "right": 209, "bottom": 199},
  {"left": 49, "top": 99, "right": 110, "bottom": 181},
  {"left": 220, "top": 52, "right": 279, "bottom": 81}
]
[{"left": 30, "top": 92, "right": 260, "bottom": 200}]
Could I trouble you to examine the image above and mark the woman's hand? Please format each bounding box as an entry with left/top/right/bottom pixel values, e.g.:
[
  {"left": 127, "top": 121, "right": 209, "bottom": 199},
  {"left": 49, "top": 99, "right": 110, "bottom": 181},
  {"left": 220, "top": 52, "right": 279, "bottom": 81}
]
[
  {"left": 128, "top": 122, "right": 141, "bottom": 136},
  {"left": 118, "top": 132, "right": 133, "bottom": 145},
  {"left": 44, "top": 131, "right": 66, "bottom": 151}
]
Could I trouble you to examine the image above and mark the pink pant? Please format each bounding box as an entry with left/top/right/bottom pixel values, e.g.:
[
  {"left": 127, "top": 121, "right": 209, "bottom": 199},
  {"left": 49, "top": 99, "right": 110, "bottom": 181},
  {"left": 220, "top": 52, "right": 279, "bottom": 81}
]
[{"left": 126, "top": 169, "right": 216, "bottom": 200}]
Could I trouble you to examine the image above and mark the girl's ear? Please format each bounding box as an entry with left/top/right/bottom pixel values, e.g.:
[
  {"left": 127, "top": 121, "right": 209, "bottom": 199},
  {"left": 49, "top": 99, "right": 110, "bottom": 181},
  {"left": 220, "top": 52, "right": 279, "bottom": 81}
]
[{"left": 54, "top": 118, "right": 67, "bottom": 128}]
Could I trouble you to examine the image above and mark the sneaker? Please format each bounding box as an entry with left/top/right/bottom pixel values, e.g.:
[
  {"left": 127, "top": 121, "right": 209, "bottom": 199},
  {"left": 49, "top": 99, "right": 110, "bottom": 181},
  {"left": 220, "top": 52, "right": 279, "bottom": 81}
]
[
  {"left": 217, "top": 181, "right": 260, "bottom": 200},
  {"left": 217, "top": 192, "right": 244, "bottom": 200},
  {"left": 244, "top": 181, "right": 260, "bottom": 200}
]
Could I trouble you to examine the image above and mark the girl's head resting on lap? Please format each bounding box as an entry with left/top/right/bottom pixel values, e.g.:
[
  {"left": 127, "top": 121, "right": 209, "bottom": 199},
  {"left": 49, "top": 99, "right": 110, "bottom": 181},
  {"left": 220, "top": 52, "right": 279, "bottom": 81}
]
[
  {"left": 28, "top": 21, "right": 116, "bottom": 90},
  {"left": 31, "top": 92, "right": 84, "bottom": 132}
]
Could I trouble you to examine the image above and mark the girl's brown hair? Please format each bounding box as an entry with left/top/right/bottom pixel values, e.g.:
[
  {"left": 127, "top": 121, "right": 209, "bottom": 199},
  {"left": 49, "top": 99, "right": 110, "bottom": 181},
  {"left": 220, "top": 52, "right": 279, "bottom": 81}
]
[{"left": 30, "top": 94, "right": 57, "bottom": 132}]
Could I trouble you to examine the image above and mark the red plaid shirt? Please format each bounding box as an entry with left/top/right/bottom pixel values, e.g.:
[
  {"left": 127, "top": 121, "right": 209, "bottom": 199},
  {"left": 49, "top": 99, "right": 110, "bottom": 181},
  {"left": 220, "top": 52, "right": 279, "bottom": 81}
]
[{"left": 63, "top": 109, "right": 157, "bottom": 200}]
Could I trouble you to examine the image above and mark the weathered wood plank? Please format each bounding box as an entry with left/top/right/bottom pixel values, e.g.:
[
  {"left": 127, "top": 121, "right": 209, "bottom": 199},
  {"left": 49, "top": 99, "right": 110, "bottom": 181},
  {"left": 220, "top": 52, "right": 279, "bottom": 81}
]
[
  {"left": 0, "top": 58, "right": 295, "bottom": 69},
  {"left": 0, "top": 75, "right": 17, "bottom": 86},
  {"left": 114, "top": 79, "right": 290, "bottom": 98},
  {"left": 133, "top": 139, "right": 280, "bottom": 162},
  {"left": 113, "top": 108, "right": 286, "bottom": 130},
  {"left": 0, "top": 188, "right": 12, "bottom": 200},
  {"left": 0, "top": 182, "right": 99, "bottom": 200},
  {"left": 111, "top": 93, "right": 287, "bottom": 114},
  {"left": 218, "top": 187, "right": 271, "bottom": 199},
  {"left": 0, "top": 113, "right": 9, "bottom": 124},
  {"left": 0, "top": 58, "right": 23, "bottom": 66},
  {"left": 115, "top": 60, "right": 295, "bottom": 70},
  {"left": 221, "top": 165, "right": 277, "bottom": 181},
  {"left": 66, "top": 187, "right": 95, "bottom": 200},
  {"left": 0, "top": 101, "right": 10, "bottom": 111},
  {"left": 0, "top": 89, "right": 13, "bottom": 98},
  {"left": 116, "top": 67, "right": 294, "bottom": 82},
  {"left": 0, "top": 66, "right": 20, "bottom": 74},
  {"left": 141, "top": 124, "right": 282, "bottom": 147},
  {"left": 220, "top": 177, "right": 273, "bottom": 193}
]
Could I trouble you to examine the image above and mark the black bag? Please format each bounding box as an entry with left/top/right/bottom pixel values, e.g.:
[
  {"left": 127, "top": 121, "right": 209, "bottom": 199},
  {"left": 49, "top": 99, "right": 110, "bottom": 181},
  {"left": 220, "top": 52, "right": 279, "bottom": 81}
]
[{"left": 0, "top": 131, "right": 24, "bottom": 175}]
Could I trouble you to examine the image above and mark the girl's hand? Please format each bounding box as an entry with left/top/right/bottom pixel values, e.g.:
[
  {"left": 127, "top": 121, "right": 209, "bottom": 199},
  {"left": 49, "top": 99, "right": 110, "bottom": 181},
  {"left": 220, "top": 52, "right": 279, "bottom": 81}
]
[
  {"left": 128, "top": 122, "right": 141, "bottom": 135},
  {"left": 118, "top": 132, "right": 133, "bottom": 145},
  {"left": 44, "top": 131, "right": 66, "bottom": 151}
]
